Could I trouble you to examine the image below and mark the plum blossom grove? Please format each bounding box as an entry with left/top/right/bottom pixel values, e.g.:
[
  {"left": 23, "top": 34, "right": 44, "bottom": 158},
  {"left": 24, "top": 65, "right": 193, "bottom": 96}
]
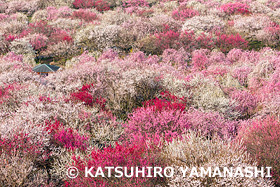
[{"left": 0, "top": 0, "right": 280, "bottom": 186}]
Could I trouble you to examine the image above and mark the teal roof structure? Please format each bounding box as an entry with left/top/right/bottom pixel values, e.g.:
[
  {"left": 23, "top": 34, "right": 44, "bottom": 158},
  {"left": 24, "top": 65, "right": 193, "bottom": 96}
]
[{"left": 32, "top": 64, "right": 60, "bottom": 73}]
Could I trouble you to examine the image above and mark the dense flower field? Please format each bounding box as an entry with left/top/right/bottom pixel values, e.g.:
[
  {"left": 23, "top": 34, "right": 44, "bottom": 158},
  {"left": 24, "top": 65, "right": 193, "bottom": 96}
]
[{"left": 0, "top": 0, "right": 280, "bottom": 186}]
